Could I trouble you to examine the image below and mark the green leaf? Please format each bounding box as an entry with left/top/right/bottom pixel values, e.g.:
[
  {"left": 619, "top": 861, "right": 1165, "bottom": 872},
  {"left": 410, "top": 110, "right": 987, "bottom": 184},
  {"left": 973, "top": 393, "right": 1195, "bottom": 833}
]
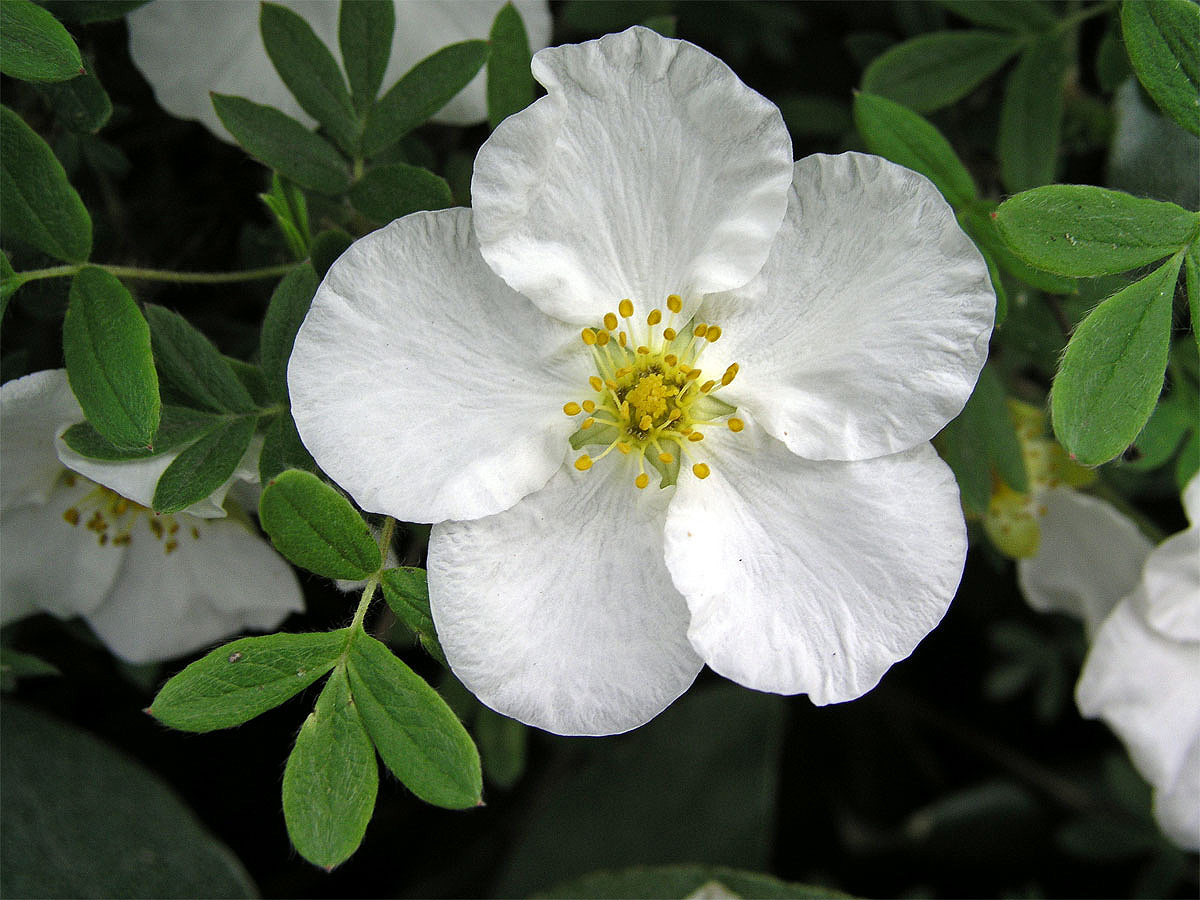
[
  {"left": 143, "top": 304, "right": 257, "bottom": 414},
  {"left": 1, "top": 704, "right": 256, "bottom": 898},
  {"left": 259, "top": 469, "right": 381, "bottom": 579},
  {"left": 211, "top": 93, "right": 350, "bottom": 195},
  {"left": 38, "top": 72, "right": 112, "bottom": 133},
  {"left": 149, "top": 630, "right": 349, "bottom": 732},
  {"left": 1052, "top": 257, "right": 1182, "bottom": 464},
  {"left": 487, "top": 3, "right": 533, "bottom": 129},
  {"left": 0, "top": 0, "right": 83, "bottom": 83},
  {"left": 1187, "top": 231, "right": 1199, "bottom": 354},
  {"left": 0, "top": 104, "right": 92, "bottom": 261},
  {"left": 1124, "top": 386, "right": 1194, "bottom": 471},
  {"left": 260, "top": 2, "right": 358, "bottom": 156},
  {"left": 999, "top": 35, "right": 1069, "bottom": 192},
  {"left": 339, "top": 0, "right": 395, "bottom": 116},
  {"left": 258, "top": 411, "right": 318, "bottom": 482},
  {"left": 1121, "top": 0, "right": 1200, "bottom": 136},
  {"left": 151, "top": 414, "right": 256, "bottom": 513},
  {"left": 349, "top": 163, "right": 453, "bottom": 224},
  {"left": 937, "top": 0, "right": 1057, "bottom": 32},
  {"left": 260, "top": 262, "right": 319, "bottom": 401},
  {"left": 543, "top": 865, "right": 849, "bottom": 900},
  {"left": 0, "top": 650, "right": 60, "bottom": 692},
  {"left": 0, "top": 251, "right": 25, "bottom": 313},
  {"left": 994, "top": 185, "right": 1199, "bottom": 276},
  {"left": 853, "top": 91, "right": 978, "bottom": 206},
  {"left": 259, "top": 172, "right": 311, "bottom": 259},
  {"left": 310, "top": 226, "right": 353, "bottom": 277},
  {"left": 476, "top": 706, "right": 527, "bottom": 789},
  {"left": 283, "top": 665, "right": 377, "bottom": 870},
  {"left": 61, "top": 405, "right": 219, "bottom": 461},
  {"left": 380, "top": 566, "right": 446, "bottom": 665},
  {"left": 860, "top": 30, "right": 1024, "bottom": 114},
  {"left": 62, "top": 267, "right": 160, "bottom": 450},
  {"left": 361, "top": 40, "right": 489, "bottom": 158},
  {"left": 776, "top": 93, "right": 853, "bottom": 139},
  {"left": 346, "top": 633, "right": 481, "bottom": 809},
  {"left": 958, "top": 201, "right": 1079, "bottom": 294}
]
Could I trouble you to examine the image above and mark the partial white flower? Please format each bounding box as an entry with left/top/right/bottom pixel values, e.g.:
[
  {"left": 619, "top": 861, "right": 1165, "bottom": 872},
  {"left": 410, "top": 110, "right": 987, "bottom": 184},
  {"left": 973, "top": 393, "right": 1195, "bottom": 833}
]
[
  {"left": 289, "top": 28, "right": 995, "bottom": 735},
  {"left": 126, "top": 0, "right": 552, "bottom": 143},
  {"left": 0, "top": 370, "right": 303, "bottom": 664},
  {"left": 1076, "top": 475, "right": 1200, "bottom": 851}
]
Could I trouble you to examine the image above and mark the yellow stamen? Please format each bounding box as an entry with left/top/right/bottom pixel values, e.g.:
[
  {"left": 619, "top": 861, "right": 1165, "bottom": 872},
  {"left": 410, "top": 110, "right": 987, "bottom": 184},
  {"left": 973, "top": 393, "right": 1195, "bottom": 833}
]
[
  {"left": 728, "top": 417, "right": 744, "bottom": 432},
  {"left": 582, "top": 400, "right": 596, "bottom": 413},
  {"left": 721, "top": 363, "right": 739, "bottom": 385},
  {"left": 639, "top": 414, "right": 653, "bottom": 431},
  {"left": 705, "top": 326, "right": 722, "bottom": 343},
  {"left": 658, "top": 451, "right": 674, "bottom": 464},
  {"left": 589, "top": 376, "right": 604, "bottom": 392},
  {"left": 619, "top": 298, "right": 634, "bottom": 318},
  {"left": 596, "top": 330, "right": 611, "bottom": 347},
  {"left": 582, "top": 417, "right": 596, "bottom": 430},
  {"left": 700, "top": 380, "right": 716, "bottom": 393},
  {"left": 604, "top": 312, "right": 619, "bottom": 331},
  {"left": 688, "top": 431, "right": 704, "bottom": 442},
  {"left": 563, "top": 402, "right": 582, "bottom": 416},
  {"left": 663, "top": 327, "right": 677, "bottom": 342},
  {"left": 693, "top": 463, "right": 711, "bottom": 479},
  {"left": 581, "top": 328, "right": 597, "bottom": 345},
  {"left": 635, "top": 472, "right": 650, "bottom": 490},
  {"left": 574, "top": 454, "right": 593, "bottom": 471},
  {"left": 647, "top": 309, "right": 662, "bottom": 326},
  {"left": 667, "top": 294, "right": 682, "bottom": 313},
  {"left": 693, "top": 323, "right": 708, "bottom": 338}
]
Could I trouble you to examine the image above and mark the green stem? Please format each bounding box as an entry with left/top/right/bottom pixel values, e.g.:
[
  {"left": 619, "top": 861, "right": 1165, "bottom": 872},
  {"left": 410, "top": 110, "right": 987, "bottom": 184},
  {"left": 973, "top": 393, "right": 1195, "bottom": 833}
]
[
  {"left": 1054, "top": 0, "right": 1117, "bottom": 33},
  {"left": 10, "top": 261, "right": 297, "bottom": 286},
  {"left": 350, "top": 517, "right": 396, "bottom": 633}
]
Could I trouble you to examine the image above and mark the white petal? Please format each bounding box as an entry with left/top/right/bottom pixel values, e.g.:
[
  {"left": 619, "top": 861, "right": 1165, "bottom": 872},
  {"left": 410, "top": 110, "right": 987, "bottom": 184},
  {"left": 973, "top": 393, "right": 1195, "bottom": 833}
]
[
  {"left": 55, "top": 429, "right": 262, "bottom": 519},
  {"left": 1077, "top": 599, "right": 1200, "bottom": 851},
  {"left": 1183, "top": 472, "right": 1200, "bottom": 524},
  {"left": 427, "top": 458, "right": 703, "bottom": 736},
  {"left": 127, "top": 0, "right": 550, "bottom": 143},
  {"left": 1, "top": 369, "right": 82, "bottom": 511},
  {"left": 1132, "top": 525, "right": 1200, "bottom": 641},
  {"left": 472, "top": 26, "right": 793, "bottom": 324},
  {"left": 289, "top": 208, "right": 588, "bottom": 523},
  {"left": 664, "top": 415, "right": 966, "bottom": 703},
  {"left": 84, "top": 515, "right": 303, "bottom": 664},
  {"left": 0, "top": 478, "right": 124, "bottom": 623},
  {"left": 381, "top": 1, "right": 552, "bottom": 126},
  {"left": 699, "top": 153, "right": 994, "bottom": 461},
  {"left": 1017, "top": 489, "right": 1152, "bottom": 637}
]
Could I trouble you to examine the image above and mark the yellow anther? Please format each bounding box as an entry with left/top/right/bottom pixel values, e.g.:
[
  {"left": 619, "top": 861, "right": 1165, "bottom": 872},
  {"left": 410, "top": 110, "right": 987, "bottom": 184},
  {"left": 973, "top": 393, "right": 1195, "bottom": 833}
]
[
  {"left": 165, "top": 539, "right": 178, "bottom": 554},
  {"left": 637, "top": 345, "right": 650, "bottom": 355},
  {"left": 604, "top": 312, "right": 619, "bottom": 331},
  {"left": 63, "top": 508, "right": 80, "bottom": 526},
  {"left": 705, "top": 325, "right": 722, "bottom": 342},
  {"left": 635, "top": 472, "right": 650, "bottom": 490},
  {"left": 616, "top": 366, "right": 633, "bottom": 378},
  {"left": 581, "top": 328, "right": 598, "bottom": 345},
  {"left": 667, "top": 294, "right": 682, "bottom": 313},
  {"left": 694, "top": 323, "right": 708, "bottom": 338},
  {"left": 721, "top": 363, "right": 739, "bottom": 385},
  {"left": 606, "top": 379, "right": 619, "bottom": 391},
  {"left": 658, "top": 451, "right": 674, "bottom": 464},
  {"left": 685, "top": 369, "right": 701, "bottom": 381},
  {"left": 728, "top": 417, "right": 745, "bottom": 433},
  {"left": 112, "top": 533, "right": 131, "bottom": 546},
  {"left": 589, "top": 376, "right": 604, "bottom": 392},
  {"left": 114, "top": 499, "right": 128, "bottom": 515},
  {"left": 582, "top": 417, "right": 596, "bottom": 430},
  {"left": 639, "top": 414, "right": 653, "bottom": 431},
  {"left": 574, "top": 454, "right": 593, "bottom": 471},
  {"left": 582, "top": 400, "right": 596, "bottom": 413},
  {"left": 700, "top": 379, "right": 716, "bottom": 393},
  {"left": 688, "top": 431, "right": 704, "bottom": 442},
  {"left": 618, "top": 331, "right": 627, "bottom": 347},
  {"left": 619, "top": 299, "right": 634, "bottom": 318},
  {"left": 693, "top": 463, "right": 711, "bottom": 479},
  {"left": 668, "top": 409, "right": 682, "bottom": 421},
  {"left": 664, "top": 354, "right": 678, "bottom": 367},
  {"left": 616, "top": 441, "right": 632, "bottom": 454},
  {"left": 647, "top": 309, "right": 662, "bottom": 326},
  {"left": 563, "top": 402, "right": 582, "bottom": 416},
  {"left": 663, "top": 327, "right": 677, "bottom": 342},
  {"left": 596, "top": 330, "right": 611, "bottom": 347},
  {"left": 167, "top": 521, "right": 180, "bottom": 535}
]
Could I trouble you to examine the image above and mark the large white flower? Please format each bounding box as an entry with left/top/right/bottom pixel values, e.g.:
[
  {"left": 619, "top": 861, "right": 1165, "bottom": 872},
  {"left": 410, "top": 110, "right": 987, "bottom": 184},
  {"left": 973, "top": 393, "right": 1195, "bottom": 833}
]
[
  {"left": 0, "top": 370, "right": 304, "bottom": 664},
  {"left": 289, "top": 27, "right": 995, "bottom": 735},
  {"left": 1071, "top": 476, "right": 1199, "bottom": 851},
  {"left": 126, "top": 0, "right": 552, "bottom": 143}
]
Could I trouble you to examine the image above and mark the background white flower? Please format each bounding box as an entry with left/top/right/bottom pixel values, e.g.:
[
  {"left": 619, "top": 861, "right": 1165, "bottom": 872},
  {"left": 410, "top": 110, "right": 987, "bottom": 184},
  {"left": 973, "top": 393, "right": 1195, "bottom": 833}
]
[
  {"left": 126, "top": 0, "right": 552, "bottom": 143},
  {"left": 289, "top": 28, "right": 995, "bottom": 735},
  {"left": 0, "top": 370, "right": 303, "bottom": 664}
]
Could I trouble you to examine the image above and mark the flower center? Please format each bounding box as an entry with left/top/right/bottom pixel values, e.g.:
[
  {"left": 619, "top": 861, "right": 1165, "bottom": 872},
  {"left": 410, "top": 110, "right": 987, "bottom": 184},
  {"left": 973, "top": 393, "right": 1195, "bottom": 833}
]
[
  {"left": 60, "top": 470, "right": 199, "bottom": 554},
  {"left": 563, "top": 294, "right": 744, "bottom": 489}
]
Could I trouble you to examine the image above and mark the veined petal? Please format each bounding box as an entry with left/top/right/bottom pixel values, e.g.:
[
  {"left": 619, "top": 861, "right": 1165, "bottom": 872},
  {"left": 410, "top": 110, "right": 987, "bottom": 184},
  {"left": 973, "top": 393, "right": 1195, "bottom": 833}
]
[
  {"left": 84, "top": 515, "right": 303, "bottom": 664},
  {"left": 290, "top": 208, "right": 587, "bottom": 523},
  {"left": 472, "top": 26, "right": 793, "bottom": 324},
  {"left": 1017, "top": 489, "right": 1152, "bottom": 638},
  {"left": 0, "top": 477, "right": 124, "bottom": 623},
  {"left": 664, "top": 415, "right": 966, "bottom": 703},
  {"left": 1077, "top": 598, "right": 1200, "bottom": 851},
  {"left": 700, "top": 153, "right": 994, "bottom": 461},
  {"left": 1130, "top": 525, "right": 1200, "bottom": 642},
  {"left": 1, "top": 369, "right": 82, "bottom": 512},
  {"left": 427, "top": 459, "right": 703, "bottom": 736},
  {"left": 127, "top": 1, "right": 550, "bottom": 143}
]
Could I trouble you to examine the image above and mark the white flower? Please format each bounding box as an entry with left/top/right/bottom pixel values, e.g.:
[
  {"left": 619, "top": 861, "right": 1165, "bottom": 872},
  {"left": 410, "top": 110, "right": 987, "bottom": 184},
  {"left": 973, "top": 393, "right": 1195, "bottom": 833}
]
[
  {"left": 0, "top": 370, "right": 304, "bottom": 664},
  {"left": 288, "top": 28, "right": 995, "bottom": 735},
  {"left": 1073, "top": 476, "right": 1200, "bottom": 850},
  {"left": 126, "top": 0, "right": 552, "bottom": 143}
]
